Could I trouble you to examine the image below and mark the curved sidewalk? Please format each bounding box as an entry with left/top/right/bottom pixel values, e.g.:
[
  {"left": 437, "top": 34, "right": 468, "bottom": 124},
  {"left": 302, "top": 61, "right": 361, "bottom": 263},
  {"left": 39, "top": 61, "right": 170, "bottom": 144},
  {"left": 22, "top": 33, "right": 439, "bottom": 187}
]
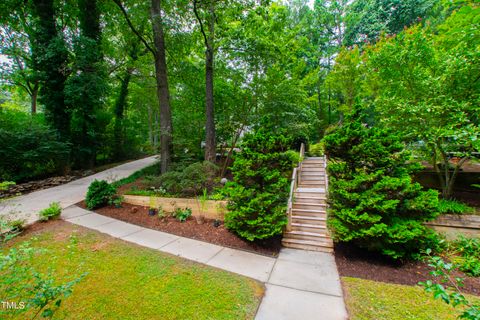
[
  {"left": 0, "top": 156, "right": 158, "bottom": 225},
  {"left": 62, "top": 205, "right": 348, "bottom": 320}
]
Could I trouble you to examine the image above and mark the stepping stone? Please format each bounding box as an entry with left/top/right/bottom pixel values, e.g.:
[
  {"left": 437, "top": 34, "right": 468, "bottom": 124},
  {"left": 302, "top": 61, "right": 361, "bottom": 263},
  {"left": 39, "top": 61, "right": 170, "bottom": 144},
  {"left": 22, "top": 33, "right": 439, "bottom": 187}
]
[
  {"left": 122, "top": 229, "right": 179, "bottom": 249},
  {"left": 255, "top": 284, "right": 348, "bottom": 320},
  {"left": 207, "top": 248, "right": 276, "bottom": 282}
]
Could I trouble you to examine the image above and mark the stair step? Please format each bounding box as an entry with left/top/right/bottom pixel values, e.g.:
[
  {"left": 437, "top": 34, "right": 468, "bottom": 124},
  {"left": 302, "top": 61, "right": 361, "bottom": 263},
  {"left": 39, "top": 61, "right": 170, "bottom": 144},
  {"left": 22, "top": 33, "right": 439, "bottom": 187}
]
[
  {"left": 301, "top": 180, "right": 326, "bottom": 184},
  {"left": 299, "top": 185, "right": 326, "bottom": 189},
  {"left": 284, "top": 236, "right": 332, "bottom": 244},
  {"left": 300, "top": 176, "right": 326, "bottom": 181},
  {"left": 291, "top": 222, "right": 327, "bottom": 230},
  {"left": 302, "top": 166, "right": 324, "bottom": 170},
  {"left": 282, "top": 238, "right": 334, "bottom": 252},
  {"left": 292, "top": 208, "right": 326, "bottom": 214},
  {"left": 294, "top": 194, "right": 326, "bottom": 199},
  {"left": 286, "top": 230, "right": 329, "bottom": 238},
  {"left": 301, "top": 172, "right": 325, "bottom": 175},
  {"left": 291, "top": 215, "right": 326, "bottom": 226},
  {"left": 294, "top": 192, "right": 326, "bottom": 198},
  {"left": 293, "top": 202, "right": 326, "bottom": 209}
]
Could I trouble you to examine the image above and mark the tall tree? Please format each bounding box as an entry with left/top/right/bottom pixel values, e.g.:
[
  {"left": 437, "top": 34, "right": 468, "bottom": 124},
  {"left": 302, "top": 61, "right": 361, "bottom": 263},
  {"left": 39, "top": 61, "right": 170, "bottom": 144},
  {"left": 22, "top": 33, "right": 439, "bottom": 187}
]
[
  {"left": 31, "top": 0, "right": 69, "bottom": 140},
  {"left": 113, "top": 0, "right": 173, "bottom": 173},
  {"left": 151, "top": 0, "right": 173, "bottom": 173},
  {"left": 66, "top": 0, "right": 105, "bottom": 168},
  {"left": 193, "top": 0, "right": 216, "bottom": 162}
]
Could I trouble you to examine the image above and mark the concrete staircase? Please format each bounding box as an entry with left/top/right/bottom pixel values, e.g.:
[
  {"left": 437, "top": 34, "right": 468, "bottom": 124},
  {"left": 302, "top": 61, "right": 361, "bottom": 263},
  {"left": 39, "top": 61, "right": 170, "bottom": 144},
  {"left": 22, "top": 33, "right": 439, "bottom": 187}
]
[{"left": 283, "top": 156, "right": 334, "bottom": 253}]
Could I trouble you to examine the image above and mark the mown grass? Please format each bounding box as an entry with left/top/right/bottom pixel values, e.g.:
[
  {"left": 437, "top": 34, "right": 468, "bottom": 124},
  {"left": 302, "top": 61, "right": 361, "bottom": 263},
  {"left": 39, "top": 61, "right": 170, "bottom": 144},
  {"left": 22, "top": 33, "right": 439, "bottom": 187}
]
[
  {"left": 2, "top": 222, "right": 263, "bottom": 319},
  {"left": 342, "top": 277, "right": 480, "bottom": 320}
]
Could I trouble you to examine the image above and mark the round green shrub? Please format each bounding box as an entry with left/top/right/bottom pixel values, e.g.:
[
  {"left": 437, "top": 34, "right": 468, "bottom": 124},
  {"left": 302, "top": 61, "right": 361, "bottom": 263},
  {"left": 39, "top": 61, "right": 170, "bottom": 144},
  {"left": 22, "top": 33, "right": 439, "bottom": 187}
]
[{"left": 85, "top": 180, "right": 117, "bottom": 210}]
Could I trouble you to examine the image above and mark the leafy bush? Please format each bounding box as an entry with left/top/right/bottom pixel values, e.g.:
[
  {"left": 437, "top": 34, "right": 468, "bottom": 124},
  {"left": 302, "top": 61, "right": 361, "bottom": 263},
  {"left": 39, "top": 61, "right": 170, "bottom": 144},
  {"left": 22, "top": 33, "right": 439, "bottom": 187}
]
[
  {"left": 39, "top": 202, "right": 62, "bottom": 221},
  {"left": 145, "top": 161, "right": 219, "bottom": 197},
  {"left": 308, "top": 142, "right": 325, "bottom": 157},
  {"left": 438, "top": 199, "right": 474, "bottom": 215},
  {"left": 0, "top": 110, "right": 70, "bottom": 182},
  {"left": 451, "top": 237, "right": 480, "bottom": 277},
  {"left": 0, "top": 240, "right": 85, "bottom": 318},
  {"left": 420, "top": 250, "right": 480, "bottom": 319},
  {"left": 85, "top": 180, "right": 117, "bottom": 210},
  {"left": 324, "top": 108, "right": 440, "bottom": 260},
  {"left": 173, "top": 208, "right": 192, "bottom": 222},
  {"left": 224, "top": 129, "right": 297, "bottom": 241}
]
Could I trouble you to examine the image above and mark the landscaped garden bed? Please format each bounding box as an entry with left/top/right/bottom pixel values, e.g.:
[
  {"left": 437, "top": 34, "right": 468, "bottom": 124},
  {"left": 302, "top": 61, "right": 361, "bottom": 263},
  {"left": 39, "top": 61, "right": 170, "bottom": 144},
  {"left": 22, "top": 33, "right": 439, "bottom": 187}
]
[{"left": 77, "top": 201, "right": 282, "bottom": 257}]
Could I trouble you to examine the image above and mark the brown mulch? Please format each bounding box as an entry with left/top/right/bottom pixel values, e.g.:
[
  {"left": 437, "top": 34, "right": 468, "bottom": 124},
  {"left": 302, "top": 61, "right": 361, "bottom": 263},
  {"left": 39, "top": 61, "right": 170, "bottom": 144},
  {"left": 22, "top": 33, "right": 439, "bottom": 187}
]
[
  {"left": 453, "top": 191, "right": 480, "bottom": 208},
  {"left": 335, "top": 243, "right": 480, "bottom": 296},
  {"left": 77, "top": 201, "right": 281, "bottom": 257}
]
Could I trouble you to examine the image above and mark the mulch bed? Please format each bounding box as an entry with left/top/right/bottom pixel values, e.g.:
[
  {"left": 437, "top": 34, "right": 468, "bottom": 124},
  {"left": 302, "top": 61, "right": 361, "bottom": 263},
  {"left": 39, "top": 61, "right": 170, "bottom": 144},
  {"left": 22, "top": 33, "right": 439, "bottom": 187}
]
[
  {"left": 335, "top": 243, "right": 480, "bottom": 296},
  {"left": 77, "top": 201, "right": 281, "bottom": 257}
]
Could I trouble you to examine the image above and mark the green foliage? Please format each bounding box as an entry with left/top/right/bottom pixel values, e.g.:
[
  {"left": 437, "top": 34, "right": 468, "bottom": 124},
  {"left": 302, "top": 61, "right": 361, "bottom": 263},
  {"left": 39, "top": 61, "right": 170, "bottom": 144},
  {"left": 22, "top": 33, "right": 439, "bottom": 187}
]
[
  {"left": 0, "top": 219, "right": 85, "bottom": 319},
  {"left": 196, "top": 188, "right": 208, "bottom": 217},
  {"left": 324, "top": 108, "right": 440, "bottom": 260},
  {"left": 145, "top": 161, "right": 219, "bottom": 197},
  {"left": 438, "top": 199, "right": 475, "bottom": 215},
  {"left": 450, "top": 237, "right": 480, "bottom": 277},
  {"left": 0, "top": 241, "right": 86, "bottom": 319},
  {"left": 328, "top": 3, "right": 480, "bottom": 198},
  {"left": 420, "top": 250, "right": 480, "bottom": 319},
  {"left": 31, "top": 0, "right": 70, "bottom": 141},
  {"left": 224, "top": 129, "right": 297, "bottom": 241},
  {"left": 111, "top": 163, "right": 160, "bottom": 188},
  {"left": 39, "top": 202, "right": 62, "bottom": 222},
  {"left": 173, "top": 208, "right": 192, "bottom": 222},
  {"left": 344, "top": 0, "right": 436, "bottom": 46},
  {"left": 0, "top": 214, "right": 23, "bottom": 243},
  {"left": 308, "top": 142, "right": 325, "bottom": 157},
  {"left": 85, "top": 180, "right": 117, "bottom": 210},
  {"left": 0, "top": 110, "right": 70, "bottom": 182},
  {"left": 0, "top": 181, "right": 15, "bottom": 191}
]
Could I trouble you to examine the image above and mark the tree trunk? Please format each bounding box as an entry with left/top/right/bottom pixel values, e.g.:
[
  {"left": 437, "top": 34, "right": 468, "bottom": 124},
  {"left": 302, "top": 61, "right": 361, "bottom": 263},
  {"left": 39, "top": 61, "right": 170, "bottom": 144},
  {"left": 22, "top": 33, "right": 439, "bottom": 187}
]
[
  {"left": 151, "top": 0, "right": 173, "bottom": 174},
  {"left": 31, "top": 0, "right": 69, "bottom": 140},
  {"left": 204, "top": 1, "right": 216, "bottom": 162},
  {"left": 113, "top": 72, "right": 131, "bottom": 160},
  {"left": 31, "top": 84, "right": 38, "bottom": 114}
]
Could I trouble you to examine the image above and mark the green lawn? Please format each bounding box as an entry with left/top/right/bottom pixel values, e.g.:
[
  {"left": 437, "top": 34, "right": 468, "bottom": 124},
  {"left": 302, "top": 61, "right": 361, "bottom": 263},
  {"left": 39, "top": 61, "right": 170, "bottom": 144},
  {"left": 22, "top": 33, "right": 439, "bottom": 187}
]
[
  {"left": 2, "top": 221, "right": 263, "bottom": 319},
  {"left": 342, "top": 277, "right": 480, "bottom": 320}
]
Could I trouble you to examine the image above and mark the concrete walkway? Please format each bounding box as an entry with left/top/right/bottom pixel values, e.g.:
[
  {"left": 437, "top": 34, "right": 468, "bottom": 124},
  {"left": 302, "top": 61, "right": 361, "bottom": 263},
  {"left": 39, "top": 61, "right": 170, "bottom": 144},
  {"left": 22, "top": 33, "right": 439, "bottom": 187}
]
[
  {"left": 62, "top": 205, "right": 348, "bottom": 320},
  {"left": 0, "top": 156, "right": 158, "bottom": 225}
]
